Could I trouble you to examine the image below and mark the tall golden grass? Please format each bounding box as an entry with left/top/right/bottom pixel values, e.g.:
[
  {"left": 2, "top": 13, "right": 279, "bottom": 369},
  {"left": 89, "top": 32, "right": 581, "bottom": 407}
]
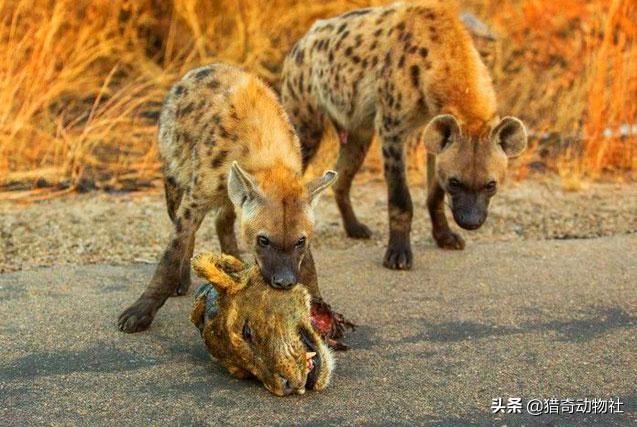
[
  {"left": 0, "top": 0, "right": 635, "bottom": 192},
  {"left": 483, "top": 0, "right": 637, "bottom": 182}
]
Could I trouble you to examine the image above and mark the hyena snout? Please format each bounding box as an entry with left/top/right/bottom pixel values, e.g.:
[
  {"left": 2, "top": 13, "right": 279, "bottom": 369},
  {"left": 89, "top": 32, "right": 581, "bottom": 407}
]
[
  {"left": 259, "top": 252, "right": 300, "bottom": 289},
  {"left": 454, "top": 208, "right": 486, "bottom": 230},
  {"left": 450, "top": 192, "right": 490, "bottom": 231},
  {"left": 271, "top": 268, "right": 298, "bottom": 289}
]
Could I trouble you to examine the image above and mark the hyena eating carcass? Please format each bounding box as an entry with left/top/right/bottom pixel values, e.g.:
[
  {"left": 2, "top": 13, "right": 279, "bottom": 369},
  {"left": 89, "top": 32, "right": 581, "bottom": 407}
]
[
  {"left": 118, "top": 63, "right": 337, "bottom": 333},
  {"left": 280, "top": 0, "right": 527, "bottom": 270}
]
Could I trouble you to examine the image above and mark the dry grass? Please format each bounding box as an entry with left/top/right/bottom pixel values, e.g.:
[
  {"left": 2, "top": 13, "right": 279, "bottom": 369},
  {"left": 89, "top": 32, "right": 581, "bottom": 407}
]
[
  {"left": 0, "top": 0, "right": 635, "bottom": 193},
  {"left": 482, "top": 0, "right": 637, "bottom": 181}
]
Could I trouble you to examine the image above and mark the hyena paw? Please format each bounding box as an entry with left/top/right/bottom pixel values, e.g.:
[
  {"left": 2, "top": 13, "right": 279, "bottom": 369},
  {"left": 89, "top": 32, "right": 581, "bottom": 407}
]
[
  {"left": 434, "top": 230, "right": 465, "bottom": 250},
  {"left": 172, "top": 280, "right": 191, "bottom": 297},
  {"left": 345, "top": 221, "right": 372, "bottom": 239},
  {"left": 383, "top": 242, "right": 413, "bottom": 270},
  {"left": 118, "top": 301, "right": 155, "bottom": 333}
]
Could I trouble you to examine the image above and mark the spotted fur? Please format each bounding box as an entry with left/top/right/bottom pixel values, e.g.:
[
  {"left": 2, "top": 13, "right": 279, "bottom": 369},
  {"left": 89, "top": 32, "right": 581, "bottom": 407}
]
[
  {"left": 118, "top": 64, "right": 336, "bottom": 333},
  {"left": 281, "top": 1, "right": 527, "bottom": 270}
]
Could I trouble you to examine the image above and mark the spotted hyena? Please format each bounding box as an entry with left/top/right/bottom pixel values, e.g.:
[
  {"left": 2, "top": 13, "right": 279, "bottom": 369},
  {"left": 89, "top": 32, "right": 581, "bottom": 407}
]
[
  {"left": 281, "top": 1, "right": 527, "bottom": 270},
  {"left": 118, "top": 63, "right": 337, "bottom": 333}
]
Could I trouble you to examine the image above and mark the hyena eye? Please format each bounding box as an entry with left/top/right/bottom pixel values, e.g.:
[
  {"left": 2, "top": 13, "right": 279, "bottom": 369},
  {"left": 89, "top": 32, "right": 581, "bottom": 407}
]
[
  {"left": 242, "top": 322, "right": 252, "bottom": 342},
  {"left": 295, "top": 237, "right": 306, "bottom": 249},
  {"left": 257, "top": 235, "right": 270, "bottom": 247},
  {"left": 485, "top": 181, "right": 497, "bottom": 193},
  {"left": 448, "top": 178, "right": 462, "bottom": 191}
]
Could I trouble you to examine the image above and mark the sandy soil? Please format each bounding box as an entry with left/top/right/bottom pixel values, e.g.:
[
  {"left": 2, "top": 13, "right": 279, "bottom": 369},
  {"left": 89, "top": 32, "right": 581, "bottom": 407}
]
[{"left": 1, "top": 176, "right": 636, "bottom": 273}]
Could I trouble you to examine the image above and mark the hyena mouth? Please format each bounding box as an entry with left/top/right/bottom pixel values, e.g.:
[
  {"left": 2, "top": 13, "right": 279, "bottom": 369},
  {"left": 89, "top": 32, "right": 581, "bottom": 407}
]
[{"left": 299, "top": 327, "right": 321, "bottom": 389}]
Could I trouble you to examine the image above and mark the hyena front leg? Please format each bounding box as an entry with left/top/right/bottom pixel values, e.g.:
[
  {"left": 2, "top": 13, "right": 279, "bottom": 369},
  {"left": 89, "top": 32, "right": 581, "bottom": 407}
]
[
  {"left": 215, "top": 201, "right": 240, "bottom": 258},
  {"left": 299, "top": 119, "right": 325, "bottom": 172},
  {"left": 426, "top": 154, "right": 465, "bottom": 250},
  {"left": 378, "top": 128, "right": 413, "bottom": 270},
  {"left": 118, "top": 194, "right": 209, "bottom": 332},
  {"left": 333, "top": 129, "right": 374, "bottom": 239},
  {"left": 299, "top": 246, "right": 354, "bottom": 350}
]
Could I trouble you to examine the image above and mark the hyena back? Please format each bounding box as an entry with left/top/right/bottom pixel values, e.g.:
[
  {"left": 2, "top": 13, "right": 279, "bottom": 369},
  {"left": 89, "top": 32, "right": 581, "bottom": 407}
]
[
  {"left": 119, "top": 63, "right": 336, "bottom": 333},
  {"left": 281, "top": 0, "right": 527, "bottom": 270}
]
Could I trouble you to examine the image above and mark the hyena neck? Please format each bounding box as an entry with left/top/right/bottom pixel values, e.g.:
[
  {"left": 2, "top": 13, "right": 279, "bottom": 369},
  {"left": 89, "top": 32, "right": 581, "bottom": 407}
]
[
  {"left": 434, "top": 34, "right": 498, "bottom": 137},
  {"left": 232, "top": 78, "right": 303, "bottom": 172},
  {"left": 441, "top": 104, "right": 499, "bottom": 138},
  {"left": 252, "top": 163, "right": 306, "bottom": 202},
  {"left": 230, "top": 73, "right": 306, "bottom": 203},
  {"left": 237, "top": 85, "right": 304, "bottom": 202}
]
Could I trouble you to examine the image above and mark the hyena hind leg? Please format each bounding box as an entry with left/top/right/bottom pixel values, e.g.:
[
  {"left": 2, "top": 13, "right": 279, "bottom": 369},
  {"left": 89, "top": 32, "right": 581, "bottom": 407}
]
[
  {"left": 333, "top": 130, "right": 374, "bottom": 239},
  {"left": 164, "top": 175, "right": 184, "bottom": 224},
  {"left": 287, "top": 106, "right": 325, "bottom": 171}
]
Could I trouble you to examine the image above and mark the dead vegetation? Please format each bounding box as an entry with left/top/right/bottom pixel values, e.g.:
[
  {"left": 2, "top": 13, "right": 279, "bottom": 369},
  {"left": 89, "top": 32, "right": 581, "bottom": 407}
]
[{"left": 0, "top": 0, "right": 635, "bottom": 195}]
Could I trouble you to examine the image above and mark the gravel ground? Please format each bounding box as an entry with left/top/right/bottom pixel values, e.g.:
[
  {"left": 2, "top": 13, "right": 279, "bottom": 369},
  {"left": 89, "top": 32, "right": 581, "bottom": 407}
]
[{"left": 1, "top": 176, "right": 636, "bottom": 273}]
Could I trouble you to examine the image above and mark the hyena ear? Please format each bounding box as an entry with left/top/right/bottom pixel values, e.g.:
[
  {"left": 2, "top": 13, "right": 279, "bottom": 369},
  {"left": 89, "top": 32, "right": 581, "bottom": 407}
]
[
  {"left": 423, "top": 114, "right": 461, "bottom": 154},
  {"left": 306, "top": 170, "right": 338, "bottom": 206},
  {"left": 491, "top": 116, "right": 527, "bottom": 158},
  {"left": 228, "top": 161, "right": 262, "bottom": 208}
]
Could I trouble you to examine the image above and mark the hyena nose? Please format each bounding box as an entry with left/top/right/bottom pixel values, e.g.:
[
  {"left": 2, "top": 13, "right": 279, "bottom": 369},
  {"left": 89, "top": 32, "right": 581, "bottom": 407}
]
[
  {"left": 272, "top": 271, "right": 297, "bottom": 289},
  {"left": 455, "top": 210, "right": 486, "bottom": 230}
]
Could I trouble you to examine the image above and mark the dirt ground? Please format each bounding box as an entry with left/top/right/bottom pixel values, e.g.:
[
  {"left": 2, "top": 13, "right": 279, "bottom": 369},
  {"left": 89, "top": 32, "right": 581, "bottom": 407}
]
[{"left": 1, "top": 175, "right": 636, "bottom": 273}]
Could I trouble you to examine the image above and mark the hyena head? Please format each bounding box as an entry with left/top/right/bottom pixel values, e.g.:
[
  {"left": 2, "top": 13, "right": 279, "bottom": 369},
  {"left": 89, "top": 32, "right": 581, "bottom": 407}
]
[
  {"left": 424, "top": 114, "right": 527, "bottom": 230},
  {"left": 227, "top": 161, "right": 337, "bottom": 289}
]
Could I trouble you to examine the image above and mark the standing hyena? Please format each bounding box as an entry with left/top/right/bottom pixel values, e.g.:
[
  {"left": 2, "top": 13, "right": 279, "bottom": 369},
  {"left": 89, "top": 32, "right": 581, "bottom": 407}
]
[
  {"left": 281, "top": 1, "right": 527, "bottom": 270},
  {"left": 118, "top": 63, "right": 337, "bottom": 333}
]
